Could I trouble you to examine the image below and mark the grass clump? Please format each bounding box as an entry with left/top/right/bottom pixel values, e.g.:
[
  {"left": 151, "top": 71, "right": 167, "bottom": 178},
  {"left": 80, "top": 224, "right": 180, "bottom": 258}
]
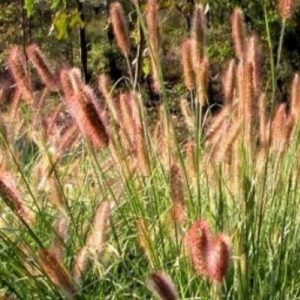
[{"left": 0, "top": 0, "right": 300, "bottom": 299}]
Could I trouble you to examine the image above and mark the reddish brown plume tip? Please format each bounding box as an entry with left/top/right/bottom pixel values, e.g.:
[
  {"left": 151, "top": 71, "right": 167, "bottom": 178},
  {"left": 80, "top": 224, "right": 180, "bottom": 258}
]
[
  {"left": 231, "top": 8, "right": 247, "bottom": 60},
  {"left": 147, "top": 272, "right": 178, "bottom": 300},
  {"left": 207, "top": 234, "right": 231, "bottom": 282},
  {"left": 110, "top": 2, "right": 131, "bottom": 56},
  {"left": 185, "top": 220, "right": 211, "bottom": 276},
  {"left": 26, "top": 43, "right": 57, "bottom": 90},
  {"left": 278, "top": 0, "right": 296, "bottom": 20},
  {"left": 7, "top": 46, "right": 33, "bottom": 103}
]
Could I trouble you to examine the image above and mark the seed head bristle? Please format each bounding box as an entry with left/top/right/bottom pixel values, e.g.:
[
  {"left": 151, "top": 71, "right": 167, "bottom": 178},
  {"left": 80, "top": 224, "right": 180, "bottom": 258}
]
[
  {"left": 191, "top": 4, "right": 206, "bottom": 68},
  {"left": 26, "top": 44, "right": 57, "bottom": 90},
  {"left": 39, "top": 248, "right": 77, "bottom": 299},
  {"left": 137, "top": 218, "right": 154, "bottom": 266},
  {"left": 147, "top": 272, "right": 178, "bottom": 300},
  {"left": 180, "top": 39, "right": 195, "bottom": 91},
  {"left": 50, "top": 216, "right": 69, "bottom": 261},
  {"left": 98, "top": 74, "right": 119, "bottom": 122},
  {"left": 86, "top": 201, "right": 111, "bottom": 254},
  {"left": 223, "top": 59, "right": 236, "bottom": 105},
  {"left": 185, "top": 220, "right": 211, "bottom": 276},
  {"left": 180, "top": 99, "right": 193, "bottom": 129},
  {"left": 207, "top": 234, "right": 231, "bottom": 282},
  {"left": 214, "top": 121, "right": 241, "bottom": 163},
  {"left": 146, "top": 0, "right": 161, "bottom": 92},
  {"left": 119, "top": 92, "right": 135, "bottom": 147},
  {"left": 8, "top": 88, "right": 21, "bottom": 119},
  {"left": 56, "top": 123, "right": 79, "bottom": 155},
  {"left": 63, "top": 69, "right": 109, "bottom": 150},
  {"left": 0, "top": 171, "right": 34, "bottom": 225},
  {"left": 72, "top": 246, "right": 89, "bottom": 285},
  {"left": 60, "top": 68, "right": 74, "bottom": 98},
  {"left": 185, "top": 140, "right": 196, "bottom": 180},
  {"left": 170, "top": 164, "right": 185, "bottom": 225},
  {"left": 231, "top": 8, "right": 247, "bottom": 59},
  {"left": 278, "top": 0, "right": 296, "bottom": 20},
  {"left": 195, "top": 56, "right": 209, "bottom": 106},
  {"left": 146, "top": 0, "right": 160, "bottom": 52},
  {"left": 246, "top": 35, "right": 261, "bottom": 96},
  {"left": 7, "top": 46, "right": 34, "bottom": 103},
  {"left": 271, "top": 103, "right": 294, "bottom": 152},
  {"left": 258, "top": 93, "right": 268, "bottom": 146},
  {"left": 110, "top": 2, "right": 131, "bottom": 56},
  {"left": 291, "top": 73, "right": 300, "bottom": 120}
]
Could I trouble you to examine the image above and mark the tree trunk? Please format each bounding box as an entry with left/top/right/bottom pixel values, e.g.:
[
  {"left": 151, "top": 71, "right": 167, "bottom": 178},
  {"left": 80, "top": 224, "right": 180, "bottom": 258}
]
[{"left": 76, "top": 0, "right": 89, "bottom": 82}]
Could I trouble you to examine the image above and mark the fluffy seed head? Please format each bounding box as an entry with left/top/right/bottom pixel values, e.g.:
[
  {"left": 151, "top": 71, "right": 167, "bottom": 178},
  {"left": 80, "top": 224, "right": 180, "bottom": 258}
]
[
  {"left": 39, "top": 248, "right": 77, "bottom": 298},
  {"left": 110, "top": 2, "right": 131, "bottom": 56},
  {"left": 147, "top": 272, "right": 178, "bottom": 300},
  {"left": 0, "top": 171, "right": 34, "bottom": 225},
  {"left": 185, "top": 220, "right": 211, "bottom": 276},
  {"left": 223, "top": 59, "right": 236, "bottom": 105},
  {"left": 62, "top": 69, "right": 109, "bottom": 150},
  {"left": 271, "top": 103, "right": 294, "bottom": 152},
  {"left": 191, "top": 4, "right": 206, "bottom": 67},
  {"left": 207, "top": 234, "right": 231, "bottom": 282},
  {"left": 231, "top": 8, "right": 247, "bottom": 59},
  {"left": 278, "top": 0, "right": 296, "bottom": 20},
  {"left": 170, "top": 164, "right": 185, "bottom": 225},
  {"left": 7, "top": 46, "right": 34, "bottom": 103},
  {"left": 146, "top": 0, "right": 160, "bottom": 53},
  {"left": 26, "top": 44, "right": 57, "bottom": 90},
  {"left": 181, "top": 39, "right": 195, "bottom": 91},
  {"left": 86, "top": 201, "right": 111, "bottom": 254},
  {"left": 246, "top": 35, "right": 261, "bottom": 96},
  {"left": 195, "top": 56, "right": 209, "bottom": 106},
  {"left": 291, "top": 73, "right": 300, "bottom": 120}
]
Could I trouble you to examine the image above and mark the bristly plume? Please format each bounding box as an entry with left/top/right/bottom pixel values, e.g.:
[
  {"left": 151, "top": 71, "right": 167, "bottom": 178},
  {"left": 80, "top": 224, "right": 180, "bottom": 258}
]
[
  {"left": 278, "top": 0, "right": 296, "bottom": 20},
  {"left": 110, "top": 2, "right": 131, "bottom": 56},
  {"left": 73, "top": 201, "right": 110, "bottom": 284},
  {"left": 146, "top": 0, "right": 159, "bottom": 52},
  {"left": 119, "top": 92, "right": 135, "bottom": 147},
  {"left": 207, "top": 234, "right": 231, "bottom": 282},
  {"left": 291, "top": 73, "right": 300, "bottom": 120},
  {"left": 185, "top": 220, "right": 211, "bottom": 276},
  {"left": 85, "top": 201, "right": 111, "bottom": 255},
  {"left": 7, "top": 46, "right": 34, "bottom": 103},
  {"left": 231, "top": 8, "right": 247, "bottom": 60},
  {"left": 72, "top": 246, "right": 89, "bottom": 285},
  {"left": 26, "top": 44, "right": 57, "bottom": 91},
  {"left": 50, "top": 215, "right": 69, "bottom": 261},
  {"left": 191, "top": 4, "right": 206, "bottom": 68},
  {"left": 56, "top": 123, "right": 79, "bottom": 156},
  {"left": 185, "top": 140, "right": 196, "bottom": 181},
  {"left": 214, "top": 121, "right": 241, "bottom": 163},
  {"left": 146, "top": 0, "right": 161, "bottom": 92},
  {"left": 180, "top": 39, "right": 195, "bottom": 91},
  {"left": 137, "top": 218, "right": 154, "bottom": 266},
  {"left": 246, "top": 34, "right": 261, "bottom": 96},
  {"left": 60, "top": 68, "right": 74, "bottom": 99},
  {"left": 147, "top": 272, "right": 178, "bottom": 300},
  {"left": 62, "top": 69, "right": 110, "bottom": 150},
  {"left": 195, "top": 56, "right": 209, "bottom": 106},
  {"left": 0, "top": 171, "right": 34, "bottom": 225},
  {"left": 223, "top": 59, "right": 236, "bottom": 105},
  {"left": 180, "top": 99, "right": 193, "bottom": 130},
  {"left": 39, "top": 248, "right": 77, "bottom": 299},
  {"left": 170, "top": 164, "right": 185, "bottom": 226},
  {"left": 258, "top": 93, "right": 268, "bottom": 146},
  {"left": 98, "top": 74, "right": 119, "bottom": 122},
  {"left": 271, "top": 103, "right": 294, "bottom": 152}
]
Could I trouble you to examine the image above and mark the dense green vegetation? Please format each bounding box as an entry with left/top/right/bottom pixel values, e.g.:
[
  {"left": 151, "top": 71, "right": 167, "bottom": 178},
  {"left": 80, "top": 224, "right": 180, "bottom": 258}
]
[{"left": 0, "top": 0, "right": 300, "bottom": 299}]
